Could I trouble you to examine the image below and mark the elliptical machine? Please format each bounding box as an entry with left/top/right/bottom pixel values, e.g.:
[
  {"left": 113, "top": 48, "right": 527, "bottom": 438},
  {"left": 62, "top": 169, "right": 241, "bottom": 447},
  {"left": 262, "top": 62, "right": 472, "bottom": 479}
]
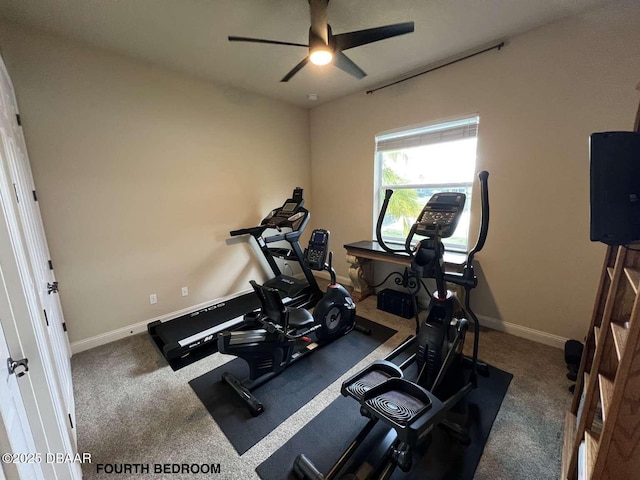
[
  {"left": 294, "top": 171, "right": 490, "bottom": 480},
  {"left": 218, "top": 229, "right": 369, "bottom": 416}
]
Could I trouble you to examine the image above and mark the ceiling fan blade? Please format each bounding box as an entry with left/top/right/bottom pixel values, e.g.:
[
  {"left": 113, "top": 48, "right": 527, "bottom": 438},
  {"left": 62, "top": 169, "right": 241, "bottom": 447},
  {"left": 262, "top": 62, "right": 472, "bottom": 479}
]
[
  {"left": 228, "top": 36, "right": 308, "bottom": 48},
  {"left": 334, "top": 22, "right": 415, "bottom": 51},
  {"left": 333, "top": 51, "right": 366, "bottom": 79},
  {"left": 281, "top": 56, "right": 310, "bottom": 82},
  {"left": 309, "top": 0, "right": 330, "bottom": 44}
]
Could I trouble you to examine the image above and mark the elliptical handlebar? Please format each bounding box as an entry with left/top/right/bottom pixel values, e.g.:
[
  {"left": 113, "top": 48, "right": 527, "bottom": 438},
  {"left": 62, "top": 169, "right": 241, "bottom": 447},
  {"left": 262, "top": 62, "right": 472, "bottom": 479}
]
[
  {"left": 376, "top": 189, "right": 412, "bottom": 255},
  {"left": 374, "top": 171, "right": 489, "bottom": 295},
  {"left": 440, "top": 170, "right": 489, "bottom": 289},
  {"left": 376, "top": 171, "right": 489, "bottom": 264},
  {"left": 466, "top": 170, "right": 490, "bottom": 266}
]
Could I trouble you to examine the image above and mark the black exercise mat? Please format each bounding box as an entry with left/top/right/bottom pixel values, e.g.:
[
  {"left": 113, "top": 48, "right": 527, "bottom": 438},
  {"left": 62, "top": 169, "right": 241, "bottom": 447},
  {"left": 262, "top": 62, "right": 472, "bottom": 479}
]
[
  {"left": 189, "top": 317, "right": 396, "bottom": 454},
  {"left": 256, "top": 364, "right": 512, "bottom": 480}
]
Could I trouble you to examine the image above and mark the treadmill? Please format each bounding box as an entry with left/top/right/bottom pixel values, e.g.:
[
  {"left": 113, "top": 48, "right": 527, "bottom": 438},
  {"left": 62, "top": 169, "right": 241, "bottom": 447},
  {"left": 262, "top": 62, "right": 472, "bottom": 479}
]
[{"left": 147, "top": 187, "right": 323, "bottom": 370}]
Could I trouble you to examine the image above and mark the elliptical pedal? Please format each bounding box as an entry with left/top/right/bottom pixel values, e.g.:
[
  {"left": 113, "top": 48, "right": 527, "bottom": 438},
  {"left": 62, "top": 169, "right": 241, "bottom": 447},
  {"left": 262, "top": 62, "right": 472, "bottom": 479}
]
[
  {"left": 366, "top": 390, "right": 428, "bottom": 426},
  {"left": 362, "top": 379, "right": 432, "bottom": 427},
  {"left": 360, "top": 378, "right": 444, "bottom": 447},
  {"left": 341, "top": 360, "right": 404, "bottom": 402}
]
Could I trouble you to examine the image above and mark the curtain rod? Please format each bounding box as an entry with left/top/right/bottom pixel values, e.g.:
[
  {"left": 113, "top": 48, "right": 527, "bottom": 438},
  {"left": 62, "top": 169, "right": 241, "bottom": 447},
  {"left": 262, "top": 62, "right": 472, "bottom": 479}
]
[{"left": 366, "top": 41, "right": 505, "bottom": 95}]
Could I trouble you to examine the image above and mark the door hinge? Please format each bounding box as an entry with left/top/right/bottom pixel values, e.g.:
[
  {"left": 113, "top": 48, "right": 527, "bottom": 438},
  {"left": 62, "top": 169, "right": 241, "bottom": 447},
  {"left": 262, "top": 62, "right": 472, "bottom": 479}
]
[
  {"left": 68, "top": 414, "right": 74, "bottom": 429},
  {"left": 62, "top": 322, "right": 67, "bottom": 332},
  {"left": 47, "top": 281, "right": 59, "bottom": 294},
  {"left": 7, "top": 356, "right": 29, "bottom": 377},
  {"left": 43, "top": 309, "right": 49, "bottom": 326},
  {"left": 13, "top": 184, "right": 19, "bottom": 203},
  {"left": 48, "top": 260, "right": 53, "bottom": 270},
  {"left": 32, "top": 190, "right": 37, "bottom": 202},
  {"left": 15, "top": 114, "right": 21, "bottom": 126}
]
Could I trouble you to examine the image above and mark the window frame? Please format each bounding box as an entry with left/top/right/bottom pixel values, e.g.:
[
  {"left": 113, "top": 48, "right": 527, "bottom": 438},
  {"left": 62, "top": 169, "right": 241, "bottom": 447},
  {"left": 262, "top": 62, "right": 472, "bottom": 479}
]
[{"left": 372, "top": 114, "right": 479, "bottom": 253}]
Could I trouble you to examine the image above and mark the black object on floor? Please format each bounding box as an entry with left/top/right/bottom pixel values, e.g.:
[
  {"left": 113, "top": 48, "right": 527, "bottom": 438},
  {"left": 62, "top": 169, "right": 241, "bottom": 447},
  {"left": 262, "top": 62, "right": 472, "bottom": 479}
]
[
  {"left": 564, "top": 339, "right": 583, "bottom": 394},
  {"left": 256, "top": 364, "right": 512, "bottom": 480},
  {"left": 189, "top": 316, "right": 396, "bottom": 454}
]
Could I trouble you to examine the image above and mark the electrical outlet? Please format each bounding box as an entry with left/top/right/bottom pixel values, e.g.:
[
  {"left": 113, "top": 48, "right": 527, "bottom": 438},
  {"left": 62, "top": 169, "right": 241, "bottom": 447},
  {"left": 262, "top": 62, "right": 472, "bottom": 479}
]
[
  {"left": 149, "top": 294, "right": 157, "bottom": 305},
  {"left": 181, "top": 287, "right": 188, "bottom": 297}
]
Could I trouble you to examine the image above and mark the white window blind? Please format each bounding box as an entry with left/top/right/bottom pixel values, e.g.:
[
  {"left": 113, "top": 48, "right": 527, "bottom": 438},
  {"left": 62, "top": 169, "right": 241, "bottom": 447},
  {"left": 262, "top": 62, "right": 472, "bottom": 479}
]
[{"left": 376, "top": 116, "right": 479, "bottom": 153}]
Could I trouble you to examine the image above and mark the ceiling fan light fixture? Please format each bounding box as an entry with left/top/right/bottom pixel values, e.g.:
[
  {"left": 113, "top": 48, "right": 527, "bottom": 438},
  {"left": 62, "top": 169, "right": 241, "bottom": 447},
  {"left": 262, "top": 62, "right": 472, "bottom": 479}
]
[
  {"left": 309, "top": 47, "right": 333, "bottom": 66},
  {"left": 229, "top": 0, "right": 415, "bottom": 82}
]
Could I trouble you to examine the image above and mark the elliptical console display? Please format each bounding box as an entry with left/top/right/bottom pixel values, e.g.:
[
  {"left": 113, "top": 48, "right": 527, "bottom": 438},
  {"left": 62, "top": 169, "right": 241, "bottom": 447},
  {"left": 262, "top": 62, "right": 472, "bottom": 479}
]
[{"left": 413, "top": 192, "right": 466, "bottom": 238}]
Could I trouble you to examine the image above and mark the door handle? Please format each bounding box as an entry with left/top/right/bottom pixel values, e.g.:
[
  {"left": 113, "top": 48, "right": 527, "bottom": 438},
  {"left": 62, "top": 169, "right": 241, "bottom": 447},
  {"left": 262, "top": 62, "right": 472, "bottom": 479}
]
[{"left": 7, "top": 357, "right": 29, "bottom": 377}]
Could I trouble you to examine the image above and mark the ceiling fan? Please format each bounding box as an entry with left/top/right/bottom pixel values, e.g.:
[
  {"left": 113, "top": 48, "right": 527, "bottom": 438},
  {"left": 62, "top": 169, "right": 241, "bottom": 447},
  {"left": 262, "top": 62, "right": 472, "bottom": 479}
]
[{"left": 228, "top": 0, "right": 415, "bottom": 82}]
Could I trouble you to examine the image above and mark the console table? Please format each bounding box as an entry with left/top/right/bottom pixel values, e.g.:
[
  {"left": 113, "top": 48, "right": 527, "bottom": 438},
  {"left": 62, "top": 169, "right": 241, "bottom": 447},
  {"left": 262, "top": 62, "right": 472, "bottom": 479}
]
[{"left": 344, "top": 240, "right": 467, "bottom": 301}]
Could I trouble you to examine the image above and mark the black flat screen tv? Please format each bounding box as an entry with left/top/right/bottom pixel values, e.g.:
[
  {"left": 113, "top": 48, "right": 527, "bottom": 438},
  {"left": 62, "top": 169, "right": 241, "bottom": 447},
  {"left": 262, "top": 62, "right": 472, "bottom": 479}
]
[{"left": 590, "top": 131, "right": 640, "bottom": 245}]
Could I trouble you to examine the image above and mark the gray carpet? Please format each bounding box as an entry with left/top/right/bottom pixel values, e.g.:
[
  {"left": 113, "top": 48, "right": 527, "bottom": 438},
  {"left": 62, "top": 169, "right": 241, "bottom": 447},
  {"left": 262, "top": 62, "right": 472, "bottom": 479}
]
[{"left": 72, "top": 295, "right": 571, "bottom": 480}]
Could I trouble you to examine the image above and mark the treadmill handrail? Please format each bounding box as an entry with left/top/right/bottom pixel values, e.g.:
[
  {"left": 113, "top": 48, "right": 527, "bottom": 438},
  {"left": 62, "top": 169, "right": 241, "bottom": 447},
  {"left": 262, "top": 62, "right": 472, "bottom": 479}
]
[
  {"left": 228, "top": 226, "right": 296, "bottom": 244},
  {"left": 230, "top": 226, "right": 266, "bottom": 237},
  {"left": 229, "top": 208, "right": 310, "bottom": 244}
]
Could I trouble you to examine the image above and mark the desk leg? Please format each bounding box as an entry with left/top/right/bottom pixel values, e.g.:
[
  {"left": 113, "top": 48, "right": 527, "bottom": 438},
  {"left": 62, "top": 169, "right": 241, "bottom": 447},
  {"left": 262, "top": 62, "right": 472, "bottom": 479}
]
[{"left": 346, "top": 254, "right": 374, "bottom": 302}]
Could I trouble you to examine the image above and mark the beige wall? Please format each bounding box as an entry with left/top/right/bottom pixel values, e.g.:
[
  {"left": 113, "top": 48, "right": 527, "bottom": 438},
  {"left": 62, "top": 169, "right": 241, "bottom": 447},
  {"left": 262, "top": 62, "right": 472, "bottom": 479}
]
[
  {"left": 0, "top": 23, "right": 311, "bottom": 343},
  {"left": 308, "top": 2, "right": 640, "bottom": 341}
]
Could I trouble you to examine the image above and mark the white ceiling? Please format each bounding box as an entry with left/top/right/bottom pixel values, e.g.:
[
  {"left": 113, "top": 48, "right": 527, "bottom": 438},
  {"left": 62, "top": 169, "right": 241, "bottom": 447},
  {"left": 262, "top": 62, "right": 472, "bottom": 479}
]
[{"left": 0, "top": 0, "right": 611, "bottom": 108}]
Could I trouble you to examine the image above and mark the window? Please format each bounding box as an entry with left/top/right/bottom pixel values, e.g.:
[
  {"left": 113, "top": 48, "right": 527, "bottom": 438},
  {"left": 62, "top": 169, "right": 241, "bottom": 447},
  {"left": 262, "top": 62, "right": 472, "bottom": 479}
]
[{"left": 373, "top": 115, "right": 479, "bottom": 251}]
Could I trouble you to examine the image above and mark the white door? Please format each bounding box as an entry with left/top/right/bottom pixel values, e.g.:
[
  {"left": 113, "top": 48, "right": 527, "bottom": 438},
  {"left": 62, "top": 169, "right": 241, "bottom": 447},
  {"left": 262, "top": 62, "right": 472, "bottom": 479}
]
[
  {"left": 0, "top": 320, "right": 44, "bottom": 480},
  {"left": 0, "top": 192, "right": 78, "bottom": 479},
  {"left": 0, "top": 54, "right": 79, "bottom": 479},
  {"left": 0, "top": 58, "right": 75, "bottom": 444}
]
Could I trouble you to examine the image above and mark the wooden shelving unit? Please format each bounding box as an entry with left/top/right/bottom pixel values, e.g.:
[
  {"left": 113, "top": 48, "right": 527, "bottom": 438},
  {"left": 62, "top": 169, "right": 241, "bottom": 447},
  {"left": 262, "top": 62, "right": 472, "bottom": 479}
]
[
  {"left": 561, "top": 245, "right": 640, "bottom": 480},
  {"left": 560, "top": 84, "right": 640, "bottom": 480}
]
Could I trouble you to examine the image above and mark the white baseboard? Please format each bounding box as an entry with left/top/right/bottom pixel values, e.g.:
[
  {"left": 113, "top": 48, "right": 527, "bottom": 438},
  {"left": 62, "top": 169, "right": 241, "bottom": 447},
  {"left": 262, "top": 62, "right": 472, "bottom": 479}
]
[
  {"left": 478, "top": 314, "right": 567, "bottom": 350},
  {"left": 72, "top": 277, "right": 566, "bottom": 354},
  {"left": 70, "top": 289, "right": 253, "bottom": 355},
  {"left": 71, "top": 319, "right": 151, "bottom": 354},
  {"left": 315, "top": 273, "right": 568, "bottom": 349},
  {"left": 71, "top": 274, "right": 353, "bottom": 355}
]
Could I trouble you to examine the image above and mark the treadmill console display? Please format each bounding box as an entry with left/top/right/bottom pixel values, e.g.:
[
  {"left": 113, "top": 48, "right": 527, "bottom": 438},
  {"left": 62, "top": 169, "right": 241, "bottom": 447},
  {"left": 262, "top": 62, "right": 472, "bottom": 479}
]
[
  {"left": 282, "top": 202, "right": 297, "bottom": 213},
  {"left": 262, "top": 189, "right": 309, "bottom": 231},
  {"left": 274, "top": 202, "right": 298, "bottom": 219}
]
